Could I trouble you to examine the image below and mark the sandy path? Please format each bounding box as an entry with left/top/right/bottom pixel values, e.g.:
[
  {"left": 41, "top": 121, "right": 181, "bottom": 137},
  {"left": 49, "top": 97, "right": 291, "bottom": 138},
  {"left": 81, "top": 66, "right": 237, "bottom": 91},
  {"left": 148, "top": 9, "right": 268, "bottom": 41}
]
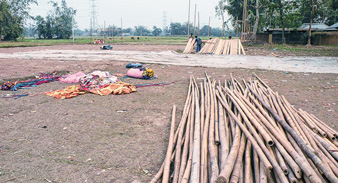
[{"left": 0, "top": 49, "right": 337, "bottom": 74}]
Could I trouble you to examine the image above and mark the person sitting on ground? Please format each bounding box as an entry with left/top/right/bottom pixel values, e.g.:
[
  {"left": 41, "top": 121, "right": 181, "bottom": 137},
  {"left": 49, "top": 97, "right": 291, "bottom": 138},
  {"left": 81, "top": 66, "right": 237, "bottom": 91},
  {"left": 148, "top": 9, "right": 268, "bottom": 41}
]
[{"left": 194, "top": 36, "right": 202, "bottom": 52}]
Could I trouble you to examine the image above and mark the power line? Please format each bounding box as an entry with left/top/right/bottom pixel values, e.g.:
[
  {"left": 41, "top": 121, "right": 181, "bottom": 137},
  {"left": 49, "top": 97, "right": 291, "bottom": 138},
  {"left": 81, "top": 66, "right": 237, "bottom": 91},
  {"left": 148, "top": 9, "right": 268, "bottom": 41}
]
[
  {"left": 89, "top": 0, "right": 98, "bottom": 39},
  {"left": 163, "top": 11, "right": 167, "bottom": 31}
]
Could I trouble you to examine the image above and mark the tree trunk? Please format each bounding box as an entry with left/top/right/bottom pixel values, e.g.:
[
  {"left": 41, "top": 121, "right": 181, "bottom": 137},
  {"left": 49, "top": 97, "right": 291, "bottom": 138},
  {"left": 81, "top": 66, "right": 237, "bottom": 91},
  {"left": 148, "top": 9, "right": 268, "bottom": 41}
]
[
  {"left": 219, "top": 4, "right": 225, "bottom": 39},
  {"left": 252, "top": 0, "right": 259, "bottom": 40},
  {"left": 278, "top": 0, "right": 286, "bottom": 44},
  {"left": 307, "top": 1, "right": 315, "bottom": 46}
]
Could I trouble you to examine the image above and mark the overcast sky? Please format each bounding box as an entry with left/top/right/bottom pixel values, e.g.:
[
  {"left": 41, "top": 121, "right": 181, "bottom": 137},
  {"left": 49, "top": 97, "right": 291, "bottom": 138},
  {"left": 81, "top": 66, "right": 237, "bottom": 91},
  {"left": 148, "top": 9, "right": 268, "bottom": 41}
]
[{"left": 29, "top": 0, "right": 228, "bottom": 30}]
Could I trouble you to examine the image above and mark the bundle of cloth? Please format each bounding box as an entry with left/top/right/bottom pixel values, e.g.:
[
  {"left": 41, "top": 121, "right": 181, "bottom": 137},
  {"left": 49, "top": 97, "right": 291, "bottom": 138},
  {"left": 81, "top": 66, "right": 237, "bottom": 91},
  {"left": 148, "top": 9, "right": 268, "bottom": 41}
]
[
  {"left": 45, "top": 71, "right": 136, "bottom": 99},
  {"left": 127, "top": 67, "right": 154, "bottom": 79},
  {"left": 1, "top": 71, "right": 61, "bottom": 91},
  {"left": 60, "top": 72, "right": 86, "bottom": 83}
]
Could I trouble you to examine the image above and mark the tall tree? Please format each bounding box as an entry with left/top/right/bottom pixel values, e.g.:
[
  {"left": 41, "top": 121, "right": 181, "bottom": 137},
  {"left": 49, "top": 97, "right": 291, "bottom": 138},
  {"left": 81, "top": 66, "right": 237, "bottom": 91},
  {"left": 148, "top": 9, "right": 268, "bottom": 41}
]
[
  {"left": 277, "top": 0, "right": 286, "bottom": 44},
  {"left": 251, "top": 0, "right": 259, "bottom": 40},
  {"left": 215, "top": 1, "right": 227, "bottom": 38},
  {"left": 152, "top": 26, "right": 162, "bottom": 36},
  {"left": 307, "top": 0, "right": 317, "bottom": 46},
  {"left": 133, "top": 26, "right": 150, "bottom": 36},
  {"left": 35, "top": 0, "right": 76, "bottom": 39},
  {"left": 0, "top": 0, "right": 37, "bottom": 40}
]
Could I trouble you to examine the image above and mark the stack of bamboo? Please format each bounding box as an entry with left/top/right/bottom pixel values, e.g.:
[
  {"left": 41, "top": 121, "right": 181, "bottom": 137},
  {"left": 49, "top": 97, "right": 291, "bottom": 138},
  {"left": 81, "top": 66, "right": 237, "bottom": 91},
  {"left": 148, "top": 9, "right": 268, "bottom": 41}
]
[
  {"left": 183, "top": 38, "right": 246, "bottom": 55},
  {"left": 151, "top": 73, "right": 338, "bottom": 183},
  {"left": 183, "top": 38, "right": 196, "bottom": 54}
]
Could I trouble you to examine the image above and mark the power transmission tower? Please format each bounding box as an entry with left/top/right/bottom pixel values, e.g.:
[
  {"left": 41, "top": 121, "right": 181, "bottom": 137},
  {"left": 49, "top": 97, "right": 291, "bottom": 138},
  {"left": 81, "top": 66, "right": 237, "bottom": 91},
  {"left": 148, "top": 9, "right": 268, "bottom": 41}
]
[
  {"left": 162, "top": 11, "right": 167, "bottom": 36},
  {"left": 89, "top": 0, "right": 98, "bottom": 40}
]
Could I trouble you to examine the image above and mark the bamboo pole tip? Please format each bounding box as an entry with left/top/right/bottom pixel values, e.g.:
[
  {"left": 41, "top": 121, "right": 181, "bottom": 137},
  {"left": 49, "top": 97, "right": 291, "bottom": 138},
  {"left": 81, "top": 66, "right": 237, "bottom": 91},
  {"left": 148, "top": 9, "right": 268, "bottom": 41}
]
[
  {"left": 215, "top": 176, "right": 227, "bottom": 183},
  {"left": 267, "top": 140, "right": 274, "bottom": 146}
]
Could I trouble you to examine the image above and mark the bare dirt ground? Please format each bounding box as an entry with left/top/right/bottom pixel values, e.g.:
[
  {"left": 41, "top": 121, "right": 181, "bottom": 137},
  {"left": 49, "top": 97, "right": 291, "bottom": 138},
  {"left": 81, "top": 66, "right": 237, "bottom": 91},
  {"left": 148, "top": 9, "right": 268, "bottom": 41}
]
[{"left": 0, "top": 44, "right": 338, "bottom": 183}]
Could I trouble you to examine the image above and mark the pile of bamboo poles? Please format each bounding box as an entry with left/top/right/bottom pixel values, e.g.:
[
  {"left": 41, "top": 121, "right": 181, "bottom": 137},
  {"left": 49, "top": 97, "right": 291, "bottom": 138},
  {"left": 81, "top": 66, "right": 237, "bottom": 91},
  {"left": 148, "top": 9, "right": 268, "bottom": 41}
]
[
  {"left": 183, "top": 38, "right": 196, "bottom": 54},
  {"left": 199, "top": 39, "right": 245, "bottom": 55},
  {"left": 183, "top": 38, "right": 245, "bottom": 55},
  {"left": 151, "top": 73, "right": 338, "bottom": 183}
]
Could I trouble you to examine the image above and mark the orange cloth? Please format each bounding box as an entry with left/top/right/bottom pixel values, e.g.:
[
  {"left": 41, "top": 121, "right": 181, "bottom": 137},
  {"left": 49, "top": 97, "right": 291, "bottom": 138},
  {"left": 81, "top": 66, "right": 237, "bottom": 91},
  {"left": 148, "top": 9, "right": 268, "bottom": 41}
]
[
  {"left": 45, "top": 82, "right": 136, "bottom": 99},
  {"left": 89, "top": 82, "right": 137, "bottom": 96},
  {"left": 45, "top": 85, "right": 85, "bottom": 99}
]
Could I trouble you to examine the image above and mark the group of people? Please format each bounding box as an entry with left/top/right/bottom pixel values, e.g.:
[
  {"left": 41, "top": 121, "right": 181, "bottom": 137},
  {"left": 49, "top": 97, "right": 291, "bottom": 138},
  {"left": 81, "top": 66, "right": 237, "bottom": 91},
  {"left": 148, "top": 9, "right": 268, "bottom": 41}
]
[{"left": 94, "top": 39, "right": 104, "bottom": 44}]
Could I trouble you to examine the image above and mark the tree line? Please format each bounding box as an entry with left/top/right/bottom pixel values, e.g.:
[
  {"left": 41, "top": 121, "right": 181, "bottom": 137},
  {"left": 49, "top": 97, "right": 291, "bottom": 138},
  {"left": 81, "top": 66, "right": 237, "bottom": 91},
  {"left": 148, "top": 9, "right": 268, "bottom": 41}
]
[
  {"left": 0, "top": 0, "right": 228, "bottom": 40},
  {"left": 216, "top": 0, "right": 338, "bottom": 43},
  {"left": 0, "top": 0, "right": 75, "bottom": 40}
]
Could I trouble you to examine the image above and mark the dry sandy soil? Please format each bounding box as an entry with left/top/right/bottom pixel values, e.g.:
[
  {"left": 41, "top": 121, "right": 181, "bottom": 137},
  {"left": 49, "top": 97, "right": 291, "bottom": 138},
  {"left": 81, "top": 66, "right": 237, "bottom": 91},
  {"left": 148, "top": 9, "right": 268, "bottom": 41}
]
[{"left": 0, "top": 44, "right": 337, "bottom": 183}]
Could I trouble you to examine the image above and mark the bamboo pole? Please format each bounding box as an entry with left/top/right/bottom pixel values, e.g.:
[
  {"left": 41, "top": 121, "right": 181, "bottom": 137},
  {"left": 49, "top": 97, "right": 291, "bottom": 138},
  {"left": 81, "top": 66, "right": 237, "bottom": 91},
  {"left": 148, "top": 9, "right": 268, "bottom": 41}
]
[
  {"left": 190, "top": 86, "right": 201, "bottom": 183},
  {"left": 182, "top": 90, "right": 196, "bottom": 183},
  {"left": 218, "top": 99, "right": 229, "bottom": 173},
  {"left": 154, "top": 73, "right": 338, "bottom": 183},
  {"left": 162, "top": 105, "right": 177, "bottom": 183},
  {"left": 173, "top": 95, "right": 192, "bottom": 183},
  {"left": 249, "top": 87, "right": 338, "bottom": 183},
  {"left": 229, "top": 135, "right": 247, "bottom": 183},
  {"left": 178, "top": 104, "right": 193, "bottom": 183},
  {"left": 216, "top": 90, "right": 274, "bottom": 183},
  {"left": 244, "top": 141, "right": 253, "bottom": 183},
  {"left": 208, "top": 79, "right": 219, "bottom": 183},
  {"left": 200, "top": 80, "right": 210, "bottom": 183}
]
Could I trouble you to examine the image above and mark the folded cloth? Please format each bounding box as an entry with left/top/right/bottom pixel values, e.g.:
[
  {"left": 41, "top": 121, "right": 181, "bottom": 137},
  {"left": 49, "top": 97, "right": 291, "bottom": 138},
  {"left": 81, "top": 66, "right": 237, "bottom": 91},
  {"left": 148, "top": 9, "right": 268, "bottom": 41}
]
[{"left": 60, "top": 72, "right": 86, "bottom": 83}]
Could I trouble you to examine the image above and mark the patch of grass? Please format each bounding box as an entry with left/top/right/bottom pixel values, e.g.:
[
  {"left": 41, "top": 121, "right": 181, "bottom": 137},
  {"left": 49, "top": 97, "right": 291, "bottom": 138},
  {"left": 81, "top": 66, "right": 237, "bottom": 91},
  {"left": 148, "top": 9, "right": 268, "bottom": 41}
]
[
  {"left": 0, "top": 43, "right": 53, "bottom": 48},
  {"left": 0, "top": 36, "right": 191, "bottom": 48},
  {"left": 245, "top": 43, "right": 338, "bottom": 56}
]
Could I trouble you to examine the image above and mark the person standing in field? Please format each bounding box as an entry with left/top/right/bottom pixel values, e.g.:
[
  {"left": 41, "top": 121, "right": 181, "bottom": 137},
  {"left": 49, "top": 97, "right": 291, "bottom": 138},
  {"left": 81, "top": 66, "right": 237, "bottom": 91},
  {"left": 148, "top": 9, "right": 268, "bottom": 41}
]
[{"left": 194, "top": 36, "right": 202, "bottom": 52}]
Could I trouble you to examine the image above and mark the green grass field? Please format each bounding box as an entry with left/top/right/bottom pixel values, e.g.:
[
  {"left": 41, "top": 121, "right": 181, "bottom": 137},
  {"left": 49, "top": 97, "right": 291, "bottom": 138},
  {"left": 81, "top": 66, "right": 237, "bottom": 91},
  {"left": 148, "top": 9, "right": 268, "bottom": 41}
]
[
  {"left": 0, "top": 36, "right": 193, "bottom": 48},
  {"left": 0, "top": 36, "right": 223, "bottom": 48}
]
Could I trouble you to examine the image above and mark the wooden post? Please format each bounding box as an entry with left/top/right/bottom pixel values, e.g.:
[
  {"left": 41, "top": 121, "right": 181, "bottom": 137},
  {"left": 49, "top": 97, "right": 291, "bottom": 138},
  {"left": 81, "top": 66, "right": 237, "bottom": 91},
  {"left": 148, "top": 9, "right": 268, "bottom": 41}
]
[
  {"left": 236, "top": 16, "right": 238, "bottom": 38},
  {"left": 208, "top": 16, "right": 210, "bottom": 38},
  {"left": 121, "top": 18, "right": 123, "bottom": 41},
  {"left": 104, "top": 21, "right": 106, "bottom": 42},
  {"left": 72, "top": 15, "right": 74, "bottom": 43},
  {"left": 198, "top": 12, "right": 200, "bottom": 37},
  {"left": 193, "top": 4, "right": 197, "bottom": 36},
  {"left": 187, "top": 0, "right": 191, "bottom": 39}
]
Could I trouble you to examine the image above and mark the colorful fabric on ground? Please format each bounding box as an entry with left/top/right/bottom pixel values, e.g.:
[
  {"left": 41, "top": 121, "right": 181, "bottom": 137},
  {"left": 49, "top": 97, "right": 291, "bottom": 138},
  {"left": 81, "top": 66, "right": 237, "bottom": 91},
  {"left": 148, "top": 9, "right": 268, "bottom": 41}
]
[
  {"left": 127, "top": 69, "right": 144, "bottom": 78},
  {"left": 60, "top": 72, "right": 86, "bottom": 83},
  {"left": 45, "top": 82, "right": 136, "bottom": 99},
  {"left": 45, "top": 85, "right": 86, "bottom": 99},
  {"left": 2, "top": 93, "right": 29, "bottom": 99},
  {"left": 127, "top": 67, "right": 154, "bottom": 79},
  {"left": 89, "top": 82, "right": 137, "bottom": 96},
  {"left": 1, "top": 72, "right": 61, "bottom": 91},
  {"left": 1, "top": 78, "right": 56, "bottom": 91},
  {"left": 79, "top": 71, "right": 118, "bottom": 91}
]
